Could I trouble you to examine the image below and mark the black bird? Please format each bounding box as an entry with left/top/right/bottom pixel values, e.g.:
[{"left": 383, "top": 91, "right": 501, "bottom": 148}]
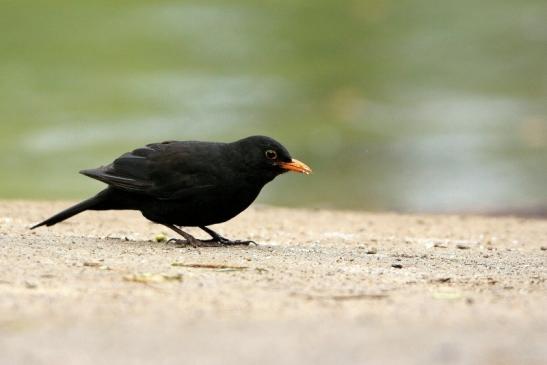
[{"left": 31, "top": 136, "right": 312, "bottom": 246}]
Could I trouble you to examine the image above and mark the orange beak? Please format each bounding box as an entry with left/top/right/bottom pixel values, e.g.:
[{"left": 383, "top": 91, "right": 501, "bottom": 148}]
[{"left": 278, "top": 159, "right": 312, "bottom": 175}]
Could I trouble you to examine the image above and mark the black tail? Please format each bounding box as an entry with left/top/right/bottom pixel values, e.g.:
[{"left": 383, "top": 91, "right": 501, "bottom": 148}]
[{"left": 31, "top": 190, "right": 110, "bottom": 229}]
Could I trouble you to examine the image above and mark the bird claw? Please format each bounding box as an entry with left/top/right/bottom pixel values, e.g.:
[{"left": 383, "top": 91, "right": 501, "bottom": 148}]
[
  {"left": 166, "top": 238, "right": 199, "bottom": 249},
  {"left": 220, "top": 239, "right": 257, "bottom": 246},
  {"left": 200, "top": 238, "right": 256, "bottom": 246},
  {"left": 237, "top": 240, "right": 257, "bottom": 246},
  {"left": 212, "top": 235, "right": 258, "bottom": 246}
]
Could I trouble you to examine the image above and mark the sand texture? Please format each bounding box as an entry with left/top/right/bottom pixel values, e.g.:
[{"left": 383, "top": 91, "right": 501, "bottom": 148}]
[{"left": 0, "top": 201, "right": 546, "bottom": 365}]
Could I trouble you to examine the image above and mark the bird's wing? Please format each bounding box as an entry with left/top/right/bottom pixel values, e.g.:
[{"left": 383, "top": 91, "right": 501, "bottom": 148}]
[{"left": 80, "top": 142, "right": 219, "bottom": 200}]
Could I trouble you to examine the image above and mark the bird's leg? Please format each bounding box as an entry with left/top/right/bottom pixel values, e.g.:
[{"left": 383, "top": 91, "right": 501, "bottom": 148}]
[
  {"left": 164, "top": 224, "right": 201, "bottom": 248},
  {"left": 164, "top": 224, "right": 251, "bottom": 248},
  {"left": 199, "top": 226, "right": 228, "bottom": 242},
  {"left": 199, "top": 226, "right": 256, "bottom": 246}
]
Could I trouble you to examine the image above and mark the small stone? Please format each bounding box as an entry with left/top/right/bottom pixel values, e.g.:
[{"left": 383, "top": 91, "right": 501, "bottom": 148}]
[
  {"left": 366, "top": 248, "right": 377, "bottom": 255},
  {"left": 391, "top": 264, "right": 403, "bottom": 269},
  {"left": 24, "top": 281, "right": 38, "bottom": 289},
  {"left": 456, "top": 244, "right": 470, "bottom": 250},
  {"left": 541, "top": 246, "right": 547, "bottom": 251}
]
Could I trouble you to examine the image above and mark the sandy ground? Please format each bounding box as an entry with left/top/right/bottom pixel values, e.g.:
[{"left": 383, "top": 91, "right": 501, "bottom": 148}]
[{"left": 0, "top": 201, "right": 546, "bottom": 365}]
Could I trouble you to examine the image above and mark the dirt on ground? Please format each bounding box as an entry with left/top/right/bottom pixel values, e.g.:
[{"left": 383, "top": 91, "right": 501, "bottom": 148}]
[{"left": 0, "top": 201, "right": 546, "bottom": 365}]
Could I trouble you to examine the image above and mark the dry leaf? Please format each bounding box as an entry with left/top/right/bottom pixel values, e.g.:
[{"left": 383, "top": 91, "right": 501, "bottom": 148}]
[{"left": 123, "top": 273, "right": 183, "bottom": 284}]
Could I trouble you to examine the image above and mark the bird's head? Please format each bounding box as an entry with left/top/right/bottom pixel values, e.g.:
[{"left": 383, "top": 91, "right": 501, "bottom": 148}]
[{"left": 232, "top": 136, "right": 312, "bottom": 181}]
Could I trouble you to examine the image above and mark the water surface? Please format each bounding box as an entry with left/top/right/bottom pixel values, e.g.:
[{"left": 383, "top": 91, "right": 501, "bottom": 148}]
[{"left": 1, "top": 0, "right": 545, "bottom": 213}]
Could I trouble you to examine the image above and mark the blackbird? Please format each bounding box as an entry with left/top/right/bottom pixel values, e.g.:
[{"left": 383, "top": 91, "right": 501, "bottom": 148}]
[{"left": 31, "top": 135, "right": 312, "bottom": 246}]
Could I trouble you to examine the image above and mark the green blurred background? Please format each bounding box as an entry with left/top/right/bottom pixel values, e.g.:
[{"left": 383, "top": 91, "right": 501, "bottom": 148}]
[{"left": 1, "top": 0, "right": 546, "bottom": 213}]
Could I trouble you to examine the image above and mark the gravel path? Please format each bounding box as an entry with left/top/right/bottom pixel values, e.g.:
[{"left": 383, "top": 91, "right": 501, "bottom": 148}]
[{"left": 1, "top": 201, "right": 546, "bottom": 365}]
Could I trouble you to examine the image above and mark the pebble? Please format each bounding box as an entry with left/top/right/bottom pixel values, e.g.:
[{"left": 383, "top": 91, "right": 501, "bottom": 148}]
[
  {"left": 391, "top": 264, "right": 403, "bottom": 269},
  {"left": 25, "top": 281, "right": 38, "bottom": 289}
]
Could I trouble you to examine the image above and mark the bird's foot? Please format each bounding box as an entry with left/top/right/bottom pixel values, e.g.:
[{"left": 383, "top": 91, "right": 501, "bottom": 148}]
[
  {"left": 198, "top": 226, "right": 257, "bottom": 246},
  {"left": 202, "top": 237, "right": 257, "bottom": 246},
  {"left": 166, "top": 238, "right": 200, "bottom": 249}
]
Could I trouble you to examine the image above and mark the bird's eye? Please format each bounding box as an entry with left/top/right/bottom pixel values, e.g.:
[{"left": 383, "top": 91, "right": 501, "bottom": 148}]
[{"left": 265, "top": 150, "right": 277, "bottom": 160}]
